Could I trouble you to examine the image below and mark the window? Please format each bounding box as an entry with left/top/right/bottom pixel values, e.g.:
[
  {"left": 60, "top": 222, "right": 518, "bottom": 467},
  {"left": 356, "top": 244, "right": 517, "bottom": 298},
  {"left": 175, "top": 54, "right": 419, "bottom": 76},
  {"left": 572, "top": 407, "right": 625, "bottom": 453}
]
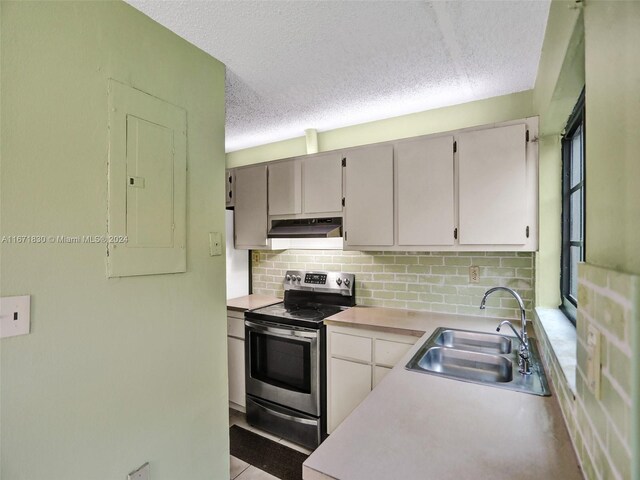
[{"left": 561, "top": 89, "right": 585, "bottom": 323}]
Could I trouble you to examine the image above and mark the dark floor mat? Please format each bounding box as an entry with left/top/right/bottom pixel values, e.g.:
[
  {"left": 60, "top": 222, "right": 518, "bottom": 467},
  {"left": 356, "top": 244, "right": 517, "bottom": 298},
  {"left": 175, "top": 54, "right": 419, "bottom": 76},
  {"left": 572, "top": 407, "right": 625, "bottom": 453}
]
[{"left": 230, "top": 425, "right": 309, "bottom": 480}]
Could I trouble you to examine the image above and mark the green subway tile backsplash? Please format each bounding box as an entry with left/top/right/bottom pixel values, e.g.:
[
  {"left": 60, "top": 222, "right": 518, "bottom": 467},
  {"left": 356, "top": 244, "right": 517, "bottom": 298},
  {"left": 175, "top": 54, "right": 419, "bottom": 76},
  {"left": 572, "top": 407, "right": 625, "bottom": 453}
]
[
  {"left": 252, "top": 250, "right": 534, "bottom": 321},
  {"left": 533, "top": 262, "right": 638, "bottom": 480}
]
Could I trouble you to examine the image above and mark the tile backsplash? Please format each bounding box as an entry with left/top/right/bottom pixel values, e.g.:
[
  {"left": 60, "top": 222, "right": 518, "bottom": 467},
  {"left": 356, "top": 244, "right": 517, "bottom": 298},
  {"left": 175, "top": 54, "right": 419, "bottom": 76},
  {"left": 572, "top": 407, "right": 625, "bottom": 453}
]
[
  {"left": 252, "top": 250, "right": 534, "bottom": 321},
  {"left": 574, "top": 263, "right": 635, "bottom": 480},
  {"left": 534, "top": 262, "right": 637, "bottom": 480}
]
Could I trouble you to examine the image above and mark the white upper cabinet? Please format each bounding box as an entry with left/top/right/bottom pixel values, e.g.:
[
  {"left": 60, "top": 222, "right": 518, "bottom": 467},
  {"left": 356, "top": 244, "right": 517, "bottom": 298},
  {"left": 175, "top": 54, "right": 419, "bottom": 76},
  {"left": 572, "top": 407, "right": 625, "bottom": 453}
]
[
  {"left": 396, "top": 136, "right": 455, "bottom": 246},
  {"left": 231, "top": 118, "right": 537, "bottom": 251},
  {"left": 343, "top": 144, "right": 394, "bottom": 247},
  {"left": 458, "top": 124, "right": 528, "bottom": 245},
  {"left": 268, "top": 153, "right": 342, "bottom": 217},
  {"left": 234, "top": 164, "right": 269, "bottom": 249},
  {"left": 268, "top": 160, "right": 302, "bottom": 215},
  {"left": 303, "top": 152, "right": 343, "bottom": 215}
]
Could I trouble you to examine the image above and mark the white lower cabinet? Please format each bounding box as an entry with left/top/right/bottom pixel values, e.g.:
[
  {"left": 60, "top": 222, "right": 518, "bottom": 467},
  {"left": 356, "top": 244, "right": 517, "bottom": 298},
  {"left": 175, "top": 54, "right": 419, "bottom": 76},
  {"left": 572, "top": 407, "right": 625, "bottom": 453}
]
[
  {"left": 327, "top": 325, "right": 417, "bottom": 433},
  {"left": 227, "top": 310, "right": 246, "bottom": 409},
  {"left": 228, "top": 336, "right": 245, "bottom": 407},
  {"left": 373, "top": 366, "right": 392, "bottom": 388},
  {"left": 329, "top": 357, "right": 372, "bottom": 434}
]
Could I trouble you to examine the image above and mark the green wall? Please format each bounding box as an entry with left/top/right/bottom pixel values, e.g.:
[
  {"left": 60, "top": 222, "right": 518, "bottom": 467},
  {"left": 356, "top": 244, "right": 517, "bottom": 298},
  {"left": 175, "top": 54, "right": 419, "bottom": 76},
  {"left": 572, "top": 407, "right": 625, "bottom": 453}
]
[
  {"left": 532, "top": 0, "right": 584, "bottom": 308},
  {"left": 581, "top": 4, "right": 640, "bottom": 475},
  {"left": 226, "top": 90, "right": 535, "bottom": 167},
  {"left": 535, "top": 135, "right": 563, "bottom": 307},
  {"left": 0, "top": 2, "right": 228, "bottom": 479},
  {"left": 584, "top": 0, "right": 640, "bottom": 275},
  {"left": 534, "top": 3, "right": 640, "bottom": 478}
]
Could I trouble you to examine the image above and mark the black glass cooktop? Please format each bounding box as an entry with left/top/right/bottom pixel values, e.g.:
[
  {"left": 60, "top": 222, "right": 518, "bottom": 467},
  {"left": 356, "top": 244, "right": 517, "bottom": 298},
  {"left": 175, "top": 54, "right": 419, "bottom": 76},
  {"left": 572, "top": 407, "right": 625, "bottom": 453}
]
[{"left": 245, "top": 302, "right": 344, "bottom": 329}]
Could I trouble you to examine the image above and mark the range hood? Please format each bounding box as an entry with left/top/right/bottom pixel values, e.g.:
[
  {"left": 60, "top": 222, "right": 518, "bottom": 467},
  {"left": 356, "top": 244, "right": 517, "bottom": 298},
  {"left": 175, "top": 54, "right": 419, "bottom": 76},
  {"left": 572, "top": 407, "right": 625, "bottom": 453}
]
[{"left": 267, "top": 217, "right": 342, "bottom": 239}]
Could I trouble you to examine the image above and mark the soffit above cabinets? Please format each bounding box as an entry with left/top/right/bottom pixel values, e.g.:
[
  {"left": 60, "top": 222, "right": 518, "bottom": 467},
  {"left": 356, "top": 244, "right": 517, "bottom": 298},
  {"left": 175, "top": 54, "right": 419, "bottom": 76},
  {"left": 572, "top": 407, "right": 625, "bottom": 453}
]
[{"left": 124, "top": 1, "right": 550, "bottom": 152}]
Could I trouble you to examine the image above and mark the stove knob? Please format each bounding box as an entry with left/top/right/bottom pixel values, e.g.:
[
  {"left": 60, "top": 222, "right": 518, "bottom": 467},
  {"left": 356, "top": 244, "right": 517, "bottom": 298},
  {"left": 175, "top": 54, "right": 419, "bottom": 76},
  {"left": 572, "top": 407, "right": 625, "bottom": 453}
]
[
  {"left": 296, "top": 275, "right": 302, "bottom": 282},
  {"left": 336, "top": 278, "right": 342, "bottom": 285},
  {"left": 343, "top": 278, "right": 351, "bottom": 287},
  {"left": 286, "top": 274, "right": 291, "bottom": 282}
]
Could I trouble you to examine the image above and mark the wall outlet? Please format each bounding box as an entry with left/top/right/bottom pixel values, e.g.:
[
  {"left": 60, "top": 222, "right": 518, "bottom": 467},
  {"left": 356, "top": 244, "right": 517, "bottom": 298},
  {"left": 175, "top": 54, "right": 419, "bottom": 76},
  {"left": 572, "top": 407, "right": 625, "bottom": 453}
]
[
  {"left": 469, "top": 266, "right": 480, "bottom": 283},
  {"left": 128, "top": 462, "right": 149, "bottom": 480},
  {"left": 586, "top": 324, "right": 601, "bottom": 399},
  {"left": 0, "top": 295, "right": 31, "bottom": 339},
  {"left": 209, "top": 232, "right": 222, "bottom": 256},
  {"left": 251, "top": 251, "right": 260, "bottom": 265}
]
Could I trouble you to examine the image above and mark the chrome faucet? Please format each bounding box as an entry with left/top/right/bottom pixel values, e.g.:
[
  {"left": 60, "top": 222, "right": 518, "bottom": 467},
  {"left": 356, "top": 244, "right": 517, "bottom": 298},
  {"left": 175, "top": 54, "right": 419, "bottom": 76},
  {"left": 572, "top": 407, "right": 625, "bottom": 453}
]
[{"left": 479, "top": 287, "right": 531, "bottom": 375}]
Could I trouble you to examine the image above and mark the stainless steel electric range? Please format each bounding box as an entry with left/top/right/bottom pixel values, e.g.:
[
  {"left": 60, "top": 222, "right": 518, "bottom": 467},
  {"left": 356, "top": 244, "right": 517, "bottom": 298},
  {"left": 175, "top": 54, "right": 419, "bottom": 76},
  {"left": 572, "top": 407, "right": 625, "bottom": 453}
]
[{"left": 244, "top": 270, "right": 356, "bottom": 450}]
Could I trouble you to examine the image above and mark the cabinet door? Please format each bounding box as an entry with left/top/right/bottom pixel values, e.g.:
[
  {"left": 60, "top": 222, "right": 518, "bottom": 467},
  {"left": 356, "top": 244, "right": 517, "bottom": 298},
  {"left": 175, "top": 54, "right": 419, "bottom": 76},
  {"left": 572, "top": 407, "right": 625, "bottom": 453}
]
[
  {"left": 330, "top": 331, "right": 372, "bottom": 363},
  {"left": 373, "top": 366, "right": 392, "bottom": 388},
  {"left": 303, "top": 152, "right": 343, "bottom": 214},
  {"left": 396, "top": 136, "right": 454, "bottom": 246},
  {"left": 375, "top": 338, "right": 413, "bottom": 367},
  {"left": 329, "top": 357, "right": 372, "bottom": 433},
  {"left": 228, "top": 336, "right": 246, "bottom": 407},
  {"left": 234, "top": 165, "right": 268, "bottom": 249},
  {"left": 458, "top": 124, "right": 527, "bottom": 245},
  {"left": 227, "top": 315, "right": 245, "bottom": 339},
  {"left": 344, "top": 145, "right": 394, "bottom": 246},
  {"left": 268, "top": 160, "right": 302, "bottom": 215}
]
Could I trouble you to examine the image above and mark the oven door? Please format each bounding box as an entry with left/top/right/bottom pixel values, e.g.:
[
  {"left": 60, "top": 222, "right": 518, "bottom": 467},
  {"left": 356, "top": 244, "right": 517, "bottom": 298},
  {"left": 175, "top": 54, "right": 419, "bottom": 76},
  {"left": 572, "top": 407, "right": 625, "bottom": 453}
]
[{"left": 245, "top": 319, "right": 320, "bottom": 416}]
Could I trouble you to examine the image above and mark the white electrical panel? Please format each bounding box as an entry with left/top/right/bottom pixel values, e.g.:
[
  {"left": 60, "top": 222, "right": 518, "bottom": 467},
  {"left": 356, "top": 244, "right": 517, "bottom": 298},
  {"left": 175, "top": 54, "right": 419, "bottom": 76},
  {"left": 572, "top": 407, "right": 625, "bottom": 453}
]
[
  {"left": 107, "top": 79, "right": 187, "bottom": 278},
  {"left": 0, "top": 295, "right": 31, "bottom": 339}
]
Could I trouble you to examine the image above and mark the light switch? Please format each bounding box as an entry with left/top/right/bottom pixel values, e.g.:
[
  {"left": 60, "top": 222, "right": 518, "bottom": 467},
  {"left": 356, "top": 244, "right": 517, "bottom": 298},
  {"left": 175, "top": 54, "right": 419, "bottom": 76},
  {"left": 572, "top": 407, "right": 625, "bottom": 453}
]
[
  {"left": 0, "top": 295, "right": 31, "bottom": 339},
  {"left": 586, "top": 324, "right": 601, "bottom": 398},
  {"left": 209, "top": 232, "right": 222, "bottom": 256},
  {"left": 128, "top": 462, "right": 150, "bottom": 480}
]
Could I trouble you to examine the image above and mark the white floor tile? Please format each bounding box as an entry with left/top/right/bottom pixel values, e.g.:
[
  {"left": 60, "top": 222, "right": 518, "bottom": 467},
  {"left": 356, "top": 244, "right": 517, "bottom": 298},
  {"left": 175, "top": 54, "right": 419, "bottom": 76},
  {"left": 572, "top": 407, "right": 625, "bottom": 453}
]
[
  {"left": 235, "top": 465, "right": 280, "bottom": 480},
  {"left": 230, "top": 455, "right": 250, "bottom": 479}
]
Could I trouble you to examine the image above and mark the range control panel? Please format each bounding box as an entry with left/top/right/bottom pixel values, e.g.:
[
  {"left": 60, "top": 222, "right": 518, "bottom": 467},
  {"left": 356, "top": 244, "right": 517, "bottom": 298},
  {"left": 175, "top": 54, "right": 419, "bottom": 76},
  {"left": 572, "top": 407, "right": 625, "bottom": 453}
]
[
  {"left": 284, "top": 270, "right": 355, "bottom": 296},
  {"left": 304, "top": 273, "right": 327, "bottom": 284}
]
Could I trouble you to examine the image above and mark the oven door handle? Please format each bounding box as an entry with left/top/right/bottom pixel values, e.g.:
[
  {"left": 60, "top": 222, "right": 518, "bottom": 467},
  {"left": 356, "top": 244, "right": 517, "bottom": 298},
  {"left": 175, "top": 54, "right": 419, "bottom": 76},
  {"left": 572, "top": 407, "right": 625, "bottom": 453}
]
[
  {"left": 245, "top": 320, "right": 318, "bottom": 340},
  {"left": 250, "top": 397, "right": 318, "bottom": 426}
]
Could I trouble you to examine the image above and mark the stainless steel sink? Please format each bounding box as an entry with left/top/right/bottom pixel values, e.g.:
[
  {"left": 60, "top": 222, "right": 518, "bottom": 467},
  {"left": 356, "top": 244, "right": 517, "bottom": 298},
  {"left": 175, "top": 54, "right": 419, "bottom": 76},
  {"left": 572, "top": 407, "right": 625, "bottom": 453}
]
[
  {"left": 433, "top": 329, "right": 512, "bottom": 355},
  {"left": 418, "top": 347, "right": 513, "bottom": 383},
  {"left": 406, "top": 327, "right": 550, "bottom": 396}
]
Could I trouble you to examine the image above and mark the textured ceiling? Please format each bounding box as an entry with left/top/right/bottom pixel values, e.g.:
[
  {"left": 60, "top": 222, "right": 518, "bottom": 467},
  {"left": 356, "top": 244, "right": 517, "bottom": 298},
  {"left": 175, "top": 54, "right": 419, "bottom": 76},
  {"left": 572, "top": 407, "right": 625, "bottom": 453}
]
[{"left": 125, "top": 0, "right": 550, "bottom": 152}]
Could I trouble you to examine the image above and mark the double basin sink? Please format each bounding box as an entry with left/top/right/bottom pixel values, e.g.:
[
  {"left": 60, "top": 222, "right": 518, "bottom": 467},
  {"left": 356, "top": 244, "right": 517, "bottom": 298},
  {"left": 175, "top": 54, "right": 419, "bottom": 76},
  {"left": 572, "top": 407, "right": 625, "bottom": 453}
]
[{"left": 406, "top": 327, "right": 550, "bottom": 396}]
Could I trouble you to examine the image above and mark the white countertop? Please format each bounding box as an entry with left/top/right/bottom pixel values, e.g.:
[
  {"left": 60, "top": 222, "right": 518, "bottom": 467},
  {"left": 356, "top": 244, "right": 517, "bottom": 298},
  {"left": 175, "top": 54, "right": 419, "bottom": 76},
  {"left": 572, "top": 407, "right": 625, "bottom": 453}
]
[
  {"left": 227, "top": 294, "right": 281, "bottom": 312},
  {"left": 304, "top": 307, "right": 582, "bottom": 480}
]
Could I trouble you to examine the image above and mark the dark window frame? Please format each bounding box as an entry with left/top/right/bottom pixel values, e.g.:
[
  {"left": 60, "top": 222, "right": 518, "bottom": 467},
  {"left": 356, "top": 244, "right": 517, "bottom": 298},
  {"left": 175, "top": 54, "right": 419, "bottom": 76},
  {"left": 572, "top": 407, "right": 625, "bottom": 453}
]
[{"left": 560, "top": 89, "right": 586, "bottom": 325}]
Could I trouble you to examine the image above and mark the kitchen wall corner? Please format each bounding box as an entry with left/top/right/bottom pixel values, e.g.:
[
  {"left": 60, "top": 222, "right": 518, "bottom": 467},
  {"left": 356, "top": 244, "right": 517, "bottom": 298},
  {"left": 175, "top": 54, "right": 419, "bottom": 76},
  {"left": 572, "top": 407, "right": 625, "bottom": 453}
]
[{"left": 535, "top": 262, "right": 637, "bottom": 480}]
